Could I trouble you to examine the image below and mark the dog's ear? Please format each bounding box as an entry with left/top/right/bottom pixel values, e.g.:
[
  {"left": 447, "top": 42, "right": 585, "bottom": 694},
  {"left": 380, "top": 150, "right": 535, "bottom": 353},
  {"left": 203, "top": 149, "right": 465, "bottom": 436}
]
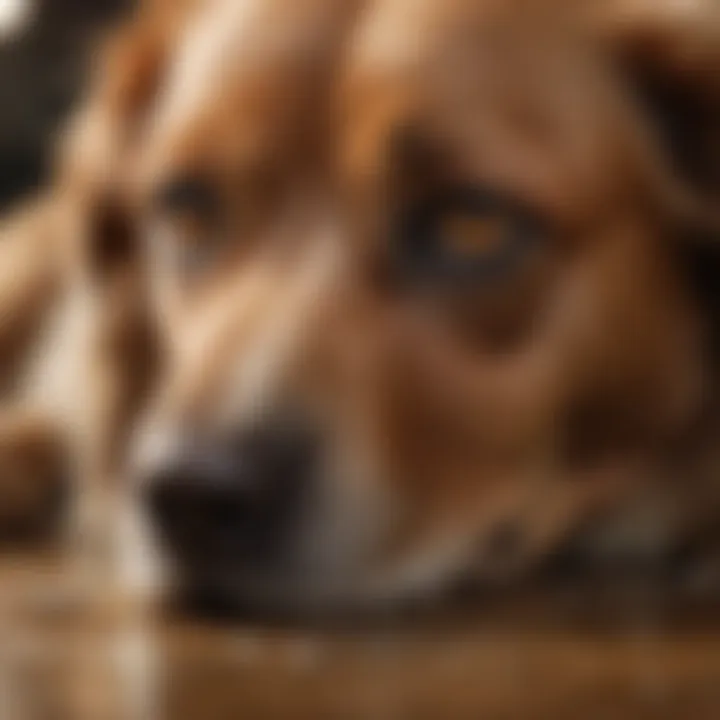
[
  {"left": 591, "top": 0, "right": 720, "bottom": 347},
  {"left": 591, "top": 0, "right": 720, "bottom": 213}
]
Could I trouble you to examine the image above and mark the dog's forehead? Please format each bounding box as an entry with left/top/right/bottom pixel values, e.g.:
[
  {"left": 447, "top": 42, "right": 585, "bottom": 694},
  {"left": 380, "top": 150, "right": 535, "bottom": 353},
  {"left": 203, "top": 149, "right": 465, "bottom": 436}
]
[
  {"left": 346, "top": 0, "right": 599, "bottom": 113},
  {"left": 349, "top": 0, "right": 446, "bottom": 71},
  {"left": 340, "top": 0, "right": 638, "bottom": 217},
  {"left": 140, "top": 0, "right": 639, "bottom": 218},
  {"left": 349, "top": 0, "right": 556, "bottom": 73},
  {"left": 144, "top": 0, "right": 360, "bottom": 176}
]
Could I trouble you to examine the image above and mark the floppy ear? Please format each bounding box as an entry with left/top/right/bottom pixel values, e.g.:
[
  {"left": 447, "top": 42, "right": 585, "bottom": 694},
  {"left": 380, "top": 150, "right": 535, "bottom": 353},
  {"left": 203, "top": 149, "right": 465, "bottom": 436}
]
[
  {"left": 592, "top": 0, "right": 720, "bottom": 348},
  {"left": 592, "top": 0, "right": 720, "bottom": 210}
]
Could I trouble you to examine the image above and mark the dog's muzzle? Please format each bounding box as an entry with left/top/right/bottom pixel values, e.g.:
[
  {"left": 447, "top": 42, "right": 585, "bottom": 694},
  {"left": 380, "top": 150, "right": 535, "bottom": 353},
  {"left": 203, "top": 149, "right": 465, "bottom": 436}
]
[{"left": 141, "top": 419, "right": 319, "bottom": 578}]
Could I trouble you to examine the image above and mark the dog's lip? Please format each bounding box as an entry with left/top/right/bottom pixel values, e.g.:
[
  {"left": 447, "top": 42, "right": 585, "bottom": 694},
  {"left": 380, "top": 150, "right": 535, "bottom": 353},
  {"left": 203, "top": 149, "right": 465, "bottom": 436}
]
[
  {"left": 166, "top": 551, "right": 500, "bottom": 625},
  {"left": 170, "top": 564, "right": 358, "bottom": 619}
]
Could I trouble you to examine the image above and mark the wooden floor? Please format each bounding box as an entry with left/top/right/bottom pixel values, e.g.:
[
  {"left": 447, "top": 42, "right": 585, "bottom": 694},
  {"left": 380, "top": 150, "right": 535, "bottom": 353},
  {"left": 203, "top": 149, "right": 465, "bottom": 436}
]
[{"left": 2, "top": 550, "right": 720, "bottom": 719}]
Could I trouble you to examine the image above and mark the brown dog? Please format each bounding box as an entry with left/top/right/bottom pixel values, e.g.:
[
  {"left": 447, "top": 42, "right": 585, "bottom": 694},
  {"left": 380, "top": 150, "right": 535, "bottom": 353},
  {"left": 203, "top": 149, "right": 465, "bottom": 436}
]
[{"left": 3, "top": 0, "right": 720, "bottom": 611}]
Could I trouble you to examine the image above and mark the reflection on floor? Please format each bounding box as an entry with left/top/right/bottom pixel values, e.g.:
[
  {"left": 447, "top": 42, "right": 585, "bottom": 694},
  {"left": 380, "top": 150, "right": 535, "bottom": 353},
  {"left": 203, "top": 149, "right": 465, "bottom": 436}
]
[{"left": 1, "top": 550, "right": 720, "bottom": 719}]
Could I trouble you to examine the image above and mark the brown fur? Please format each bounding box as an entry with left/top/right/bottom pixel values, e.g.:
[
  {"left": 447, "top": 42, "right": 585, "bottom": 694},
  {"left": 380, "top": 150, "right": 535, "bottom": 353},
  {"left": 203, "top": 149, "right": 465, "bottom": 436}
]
[{"left": 3, "top": 0, "right": 720, "bottom": 607}]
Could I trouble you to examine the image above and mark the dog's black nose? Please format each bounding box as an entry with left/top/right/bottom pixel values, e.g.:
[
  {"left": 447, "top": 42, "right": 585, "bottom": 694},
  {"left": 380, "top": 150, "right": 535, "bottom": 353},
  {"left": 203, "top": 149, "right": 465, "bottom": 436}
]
[{"left": 143, "top": 424, "right": 317, "bottom": 565}]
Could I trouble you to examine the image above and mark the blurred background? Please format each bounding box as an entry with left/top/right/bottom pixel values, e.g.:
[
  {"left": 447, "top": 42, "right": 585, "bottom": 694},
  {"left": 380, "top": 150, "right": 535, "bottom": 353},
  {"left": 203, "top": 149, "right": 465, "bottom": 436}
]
[{"left": 0, "top": 0, "right": 130, "bottom": 210}]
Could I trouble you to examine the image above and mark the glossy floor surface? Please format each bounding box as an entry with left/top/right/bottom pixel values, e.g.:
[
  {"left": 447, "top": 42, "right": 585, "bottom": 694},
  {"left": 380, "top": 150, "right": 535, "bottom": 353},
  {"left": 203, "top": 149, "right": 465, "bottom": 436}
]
[{"left": 1, "top": 551, "right": 720, "bottom": 719}]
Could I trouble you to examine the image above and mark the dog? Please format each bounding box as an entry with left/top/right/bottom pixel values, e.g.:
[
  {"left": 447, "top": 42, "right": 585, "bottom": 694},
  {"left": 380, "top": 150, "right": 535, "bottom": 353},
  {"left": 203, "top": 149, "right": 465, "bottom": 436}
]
[{"left": 2, "top": 0, "right": 720, "bottom": 613}]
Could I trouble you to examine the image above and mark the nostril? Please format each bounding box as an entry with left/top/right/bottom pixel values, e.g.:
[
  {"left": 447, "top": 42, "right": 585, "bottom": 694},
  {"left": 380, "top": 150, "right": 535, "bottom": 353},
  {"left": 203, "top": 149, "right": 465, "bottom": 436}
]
[
  {"left": 145, "top": 473, "right": 196, "bottom": 538},
  {"left": 146, "top": 469, "right": 240, "bottom": 525},
  {"left": 143, "top": 422, "right": 319, "bottom": 563},
  {"left": 145, "top": 473, "right": 184, "bottom": 525},
  {"left": 144, "top": 468, "right": 253, "bottom": 564}
]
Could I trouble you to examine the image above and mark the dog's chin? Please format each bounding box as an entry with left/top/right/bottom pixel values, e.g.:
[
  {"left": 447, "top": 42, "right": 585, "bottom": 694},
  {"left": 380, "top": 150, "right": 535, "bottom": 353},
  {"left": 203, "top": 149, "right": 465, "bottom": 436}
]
[
  {"left": 173, "top": 571, "right": 374, "bottom": 620},
  {"left": 154, "top": 532, "right": 485, "bottom": 620}
]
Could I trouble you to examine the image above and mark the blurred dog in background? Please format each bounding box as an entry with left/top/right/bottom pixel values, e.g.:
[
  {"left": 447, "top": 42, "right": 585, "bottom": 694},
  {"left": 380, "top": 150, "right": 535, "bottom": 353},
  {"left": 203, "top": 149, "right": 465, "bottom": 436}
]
[{"left": 2, "top": 0, "right": 720, "bottom": 613}]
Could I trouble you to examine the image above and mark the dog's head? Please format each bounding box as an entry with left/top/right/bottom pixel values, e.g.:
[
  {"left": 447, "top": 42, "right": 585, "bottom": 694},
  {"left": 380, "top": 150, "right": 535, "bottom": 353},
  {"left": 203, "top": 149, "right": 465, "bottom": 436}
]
[{"left": 79, "top": 0, "right": 720, "bottom": 611}]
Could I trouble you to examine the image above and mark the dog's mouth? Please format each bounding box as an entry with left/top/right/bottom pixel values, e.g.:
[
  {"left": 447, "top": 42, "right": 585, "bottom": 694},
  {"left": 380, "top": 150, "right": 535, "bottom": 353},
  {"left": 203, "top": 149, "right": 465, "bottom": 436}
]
[
  {"left": 142, "top": 476, "right": 387, "bottom": 616},
  {"left": 142, "top": 492, "right": 532, "bottom": 619},
  {"left": 153, "top": 526, "right": 711, "bottom": 627}
]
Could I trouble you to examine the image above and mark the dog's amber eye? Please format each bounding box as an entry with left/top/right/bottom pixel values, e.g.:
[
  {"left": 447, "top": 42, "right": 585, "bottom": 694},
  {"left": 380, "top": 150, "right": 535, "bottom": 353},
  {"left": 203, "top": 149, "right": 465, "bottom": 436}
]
[
  {"left": 396, "top": 188, "right": 542, "bottom": 284},
  {"left": 440, "top": 214, "right": 510, "bottom": 257}
]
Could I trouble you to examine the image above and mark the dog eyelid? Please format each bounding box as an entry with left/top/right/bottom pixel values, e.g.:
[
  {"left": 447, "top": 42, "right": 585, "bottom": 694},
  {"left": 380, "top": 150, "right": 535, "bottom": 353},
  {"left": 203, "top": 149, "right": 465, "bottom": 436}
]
[{"left": 394, "top": 187, "right": 544, "bottom": 285}]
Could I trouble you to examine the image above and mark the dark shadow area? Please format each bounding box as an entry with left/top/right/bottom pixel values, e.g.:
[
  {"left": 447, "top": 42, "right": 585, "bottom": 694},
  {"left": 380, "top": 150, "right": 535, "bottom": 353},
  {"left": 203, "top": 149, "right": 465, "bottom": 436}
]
[{"left": 0, "top": 0, "right": 133, "bottom": 210}]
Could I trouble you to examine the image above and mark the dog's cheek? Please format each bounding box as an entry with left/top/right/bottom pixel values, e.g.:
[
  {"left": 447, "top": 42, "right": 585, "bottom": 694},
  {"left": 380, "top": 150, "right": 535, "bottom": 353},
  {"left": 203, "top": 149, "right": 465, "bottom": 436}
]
[{"left": 355, "top": 321, "right": 548, "bottom": 570}]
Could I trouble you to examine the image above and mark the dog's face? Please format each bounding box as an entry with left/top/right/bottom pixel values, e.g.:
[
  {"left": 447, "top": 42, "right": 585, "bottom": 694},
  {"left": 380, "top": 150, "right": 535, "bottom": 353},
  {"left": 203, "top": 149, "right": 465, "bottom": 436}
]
[{"left": 104, "top": 0, "right": 720, "bottom": 610}]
